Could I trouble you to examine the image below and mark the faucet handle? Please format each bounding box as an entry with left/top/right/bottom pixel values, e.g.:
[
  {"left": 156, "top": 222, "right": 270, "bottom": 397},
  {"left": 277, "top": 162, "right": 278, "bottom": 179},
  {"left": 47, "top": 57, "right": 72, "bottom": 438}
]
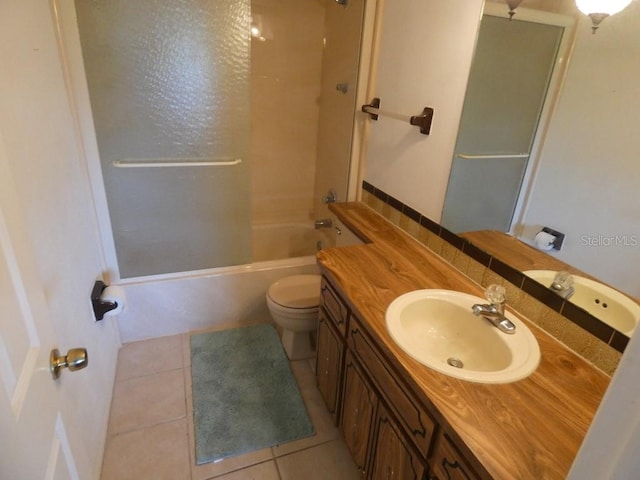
[
  {"left": 485, "top": 284, "right": 506, "bottom": 305},
  {"left": 552, "top": 271, "right": 574, "bottom": 289}
]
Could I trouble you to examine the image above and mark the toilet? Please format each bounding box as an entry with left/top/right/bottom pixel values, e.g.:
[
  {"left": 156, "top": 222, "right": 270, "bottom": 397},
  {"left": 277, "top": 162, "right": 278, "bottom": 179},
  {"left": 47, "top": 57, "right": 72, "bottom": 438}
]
[{"left": 266, "top": 274, "right": 322, "bottom": 360}]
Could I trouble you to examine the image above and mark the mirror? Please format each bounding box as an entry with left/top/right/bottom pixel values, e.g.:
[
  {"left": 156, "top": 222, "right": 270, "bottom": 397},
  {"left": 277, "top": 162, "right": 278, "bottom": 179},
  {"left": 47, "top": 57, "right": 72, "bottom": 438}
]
[{"left": 440, "top": 0, "right": 640, "bottom": 337}]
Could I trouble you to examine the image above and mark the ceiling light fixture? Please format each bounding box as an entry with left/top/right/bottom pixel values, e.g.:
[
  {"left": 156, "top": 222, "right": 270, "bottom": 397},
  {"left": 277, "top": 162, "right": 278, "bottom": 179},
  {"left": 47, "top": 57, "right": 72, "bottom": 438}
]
[
  {"left": 506, "top": 0, "right": 524, "bottom": 20},
  {"left": 575, "top": 0, "right": 633, "bottom": 33}
]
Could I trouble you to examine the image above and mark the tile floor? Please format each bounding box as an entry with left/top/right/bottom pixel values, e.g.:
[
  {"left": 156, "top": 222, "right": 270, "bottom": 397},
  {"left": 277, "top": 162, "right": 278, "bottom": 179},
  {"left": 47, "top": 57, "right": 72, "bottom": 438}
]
[{"left": 101, "top": 326, "right": 360, "bottom": 480}]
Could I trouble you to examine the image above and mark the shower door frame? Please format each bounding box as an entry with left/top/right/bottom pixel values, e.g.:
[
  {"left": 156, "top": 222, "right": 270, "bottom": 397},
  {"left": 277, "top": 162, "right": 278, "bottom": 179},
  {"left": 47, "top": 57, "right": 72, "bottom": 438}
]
[{"left": 494, "top": 5, "right": 577, "bottom": 236}]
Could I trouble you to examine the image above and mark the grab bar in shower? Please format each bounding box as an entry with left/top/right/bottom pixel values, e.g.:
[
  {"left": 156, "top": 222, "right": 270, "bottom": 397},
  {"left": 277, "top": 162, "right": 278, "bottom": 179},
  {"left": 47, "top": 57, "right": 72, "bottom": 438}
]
[
  {"left": 112, "top": 158, "right": 243, "bottom": 168},
  {"left": 362, "top": 97, "right": 434, "bottom": 135},
  {"left": 455, "top": 153, "right": 529, "bottom": 160}
]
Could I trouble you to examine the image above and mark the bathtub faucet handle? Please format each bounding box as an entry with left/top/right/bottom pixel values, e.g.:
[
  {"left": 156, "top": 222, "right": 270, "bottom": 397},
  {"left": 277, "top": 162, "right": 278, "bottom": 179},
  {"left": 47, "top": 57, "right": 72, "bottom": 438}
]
[{"left": 322, "top": 189, "right": 337, "bottom": 204}]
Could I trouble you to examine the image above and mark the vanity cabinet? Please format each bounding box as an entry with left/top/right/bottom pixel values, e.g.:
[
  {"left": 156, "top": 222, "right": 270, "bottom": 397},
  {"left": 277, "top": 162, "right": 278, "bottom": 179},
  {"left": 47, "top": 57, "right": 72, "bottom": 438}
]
[
  {"left": 316, "top": 278, "right": 349, "bottom": 424},
  {"left": 316, "top": 275, "right": 483, "bottom": 480}
]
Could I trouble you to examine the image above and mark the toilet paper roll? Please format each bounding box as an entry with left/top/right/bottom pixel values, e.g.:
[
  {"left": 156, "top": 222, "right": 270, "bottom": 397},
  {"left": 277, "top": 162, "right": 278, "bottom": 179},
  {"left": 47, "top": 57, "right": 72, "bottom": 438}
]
[
  {"left": 101, "top": 286, "right": 126, "bottom": 317},
  {"left": 534, "top": 231, "right": 556, "bottom": 251}
]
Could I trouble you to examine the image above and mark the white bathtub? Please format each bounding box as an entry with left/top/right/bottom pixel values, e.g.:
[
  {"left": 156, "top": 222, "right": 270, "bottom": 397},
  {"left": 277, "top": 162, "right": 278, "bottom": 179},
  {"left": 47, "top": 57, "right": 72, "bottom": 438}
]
[
  {"left": 252, "top": 222, "right": 331, "bottom": 262},
  {"left": 116, "top": 222, "right": 330, "bottom": 343}
]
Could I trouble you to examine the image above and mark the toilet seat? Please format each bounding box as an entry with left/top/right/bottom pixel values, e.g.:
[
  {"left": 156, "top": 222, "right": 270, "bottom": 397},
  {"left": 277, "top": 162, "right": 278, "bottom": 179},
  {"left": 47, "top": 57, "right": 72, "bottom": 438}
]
[{"left": 267, "top": 274, "right": 321, "bottom": 309}]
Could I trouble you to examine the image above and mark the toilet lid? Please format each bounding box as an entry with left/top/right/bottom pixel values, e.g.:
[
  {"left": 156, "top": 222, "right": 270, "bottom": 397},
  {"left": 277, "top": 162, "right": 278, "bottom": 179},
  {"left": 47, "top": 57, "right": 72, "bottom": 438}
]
[{"left": 267, "top": 275, "right": 321, "bottom": 309}]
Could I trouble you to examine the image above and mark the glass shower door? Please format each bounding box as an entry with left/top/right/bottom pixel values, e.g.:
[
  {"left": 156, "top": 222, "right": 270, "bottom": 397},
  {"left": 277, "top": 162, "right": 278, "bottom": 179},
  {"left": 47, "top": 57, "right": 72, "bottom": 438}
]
[{"left": 75, "top": 0, "right": 252, "bottom": 278}]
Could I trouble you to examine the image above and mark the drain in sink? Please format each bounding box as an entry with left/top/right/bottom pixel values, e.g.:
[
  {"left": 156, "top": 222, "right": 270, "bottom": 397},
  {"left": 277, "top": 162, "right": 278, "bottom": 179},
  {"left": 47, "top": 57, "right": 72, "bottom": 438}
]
[{"left": 447, "top": 357, "right": 464, "bottom": 368}]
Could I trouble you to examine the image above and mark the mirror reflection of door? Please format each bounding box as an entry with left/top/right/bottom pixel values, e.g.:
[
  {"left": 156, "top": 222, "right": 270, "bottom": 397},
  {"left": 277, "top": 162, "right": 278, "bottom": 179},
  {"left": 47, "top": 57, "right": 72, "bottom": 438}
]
[{"left": 441, "top": 12, "right": 566, "bottom": 233}]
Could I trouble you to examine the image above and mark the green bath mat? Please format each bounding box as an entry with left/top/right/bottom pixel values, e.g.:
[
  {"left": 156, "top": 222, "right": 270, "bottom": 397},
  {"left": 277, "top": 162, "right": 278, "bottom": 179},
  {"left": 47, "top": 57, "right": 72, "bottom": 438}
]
[{"left": 190, "top": 324, "right": 314, "bottom": 464}]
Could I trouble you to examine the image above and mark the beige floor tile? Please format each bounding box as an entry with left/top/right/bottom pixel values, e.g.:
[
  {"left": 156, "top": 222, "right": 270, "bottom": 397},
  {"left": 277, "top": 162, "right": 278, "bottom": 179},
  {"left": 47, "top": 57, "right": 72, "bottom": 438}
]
[
  {"left": 109, "top": 368, "right": 186, "bottom": 435},
  {"left": 101, "top": 419, "right": 190, "bottom": 480},
  {"left": 190, "top": 448, "right": 274, "bottom": 480},
  {"left": 271, "top": 360, "right": 340, "bottom": 457},
  {"left": 116, "top": 335, "right": 184, "bottom": 381},
  {"left": 211, "top": 461, "right": 281, "bottom": 480},
  {"left": 276, "top": 439, "right": 360, "bottom": 480}
]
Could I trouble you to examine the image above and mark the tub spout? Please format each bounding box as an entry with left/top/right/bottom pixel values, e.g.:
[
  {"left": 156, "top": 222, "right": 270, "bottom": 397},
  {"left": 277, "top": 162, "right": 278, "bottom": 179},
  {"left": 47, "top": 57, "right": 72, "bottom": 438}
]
[{"left": 314, "top": 219, "right": 333, "bottom": 229}]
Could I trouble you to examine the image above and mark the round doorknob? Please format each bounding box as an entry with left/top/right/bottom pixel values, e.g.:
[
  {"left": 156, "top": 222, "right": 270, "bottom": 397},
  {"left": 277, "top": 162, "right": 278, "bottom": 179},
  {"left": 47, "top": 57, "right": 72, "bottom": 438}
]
[{"left": 50, "top": 348, "right": 88, "bottom": 379}]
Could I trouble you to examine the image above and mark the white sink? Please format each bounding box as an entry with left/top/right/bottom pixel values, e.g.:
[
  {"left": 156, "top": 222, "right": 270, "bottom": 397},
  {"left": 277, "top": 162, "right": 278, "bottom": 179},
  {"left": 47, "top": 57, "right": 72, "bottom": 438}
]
[
  {"left": 524, "top": 270, "right": 639, "bottom": 336},
  {"left": 385, "top": 290, "right": 540, "bottom": 384}
]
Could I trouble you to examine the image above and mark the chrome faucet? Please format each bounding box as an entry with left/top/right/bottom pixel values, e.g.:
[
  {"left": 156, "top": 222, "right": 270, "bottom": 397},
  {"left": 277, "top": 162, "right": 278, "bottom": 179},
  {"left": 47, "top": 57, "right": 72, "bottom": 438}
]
[
  {"left": 549, "top": 271, "right": 575, "bottom": 300},
  {"left": 471, "top": 284, "right": 516, "bottom": 334}
]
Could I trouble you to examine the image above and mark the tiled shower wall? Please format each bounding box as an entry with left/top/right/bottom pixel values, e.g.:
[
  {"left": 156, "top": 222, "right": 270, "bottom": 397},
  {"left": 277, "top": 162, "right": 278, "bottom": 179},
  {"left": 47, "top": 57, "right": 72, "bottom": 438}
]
[
  {"left": 360, "top": 185, "right": 622, "bottom": 376},
  {"left": 250, "top": 0, "right": 326, "bottom": 225}
]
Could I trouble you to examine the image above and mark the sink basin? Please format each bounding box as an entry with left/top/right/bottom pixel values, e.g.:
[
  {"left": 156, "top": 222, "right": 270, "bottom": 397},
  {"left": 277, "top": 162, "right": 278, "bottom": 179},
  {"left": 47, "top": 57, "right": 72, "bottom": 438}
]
[
  {"left": 524, "top": 270, "right": 639, "bottom": 336},
  {"left": 385, "top": 290, "right": 540, "bottom": 384}
]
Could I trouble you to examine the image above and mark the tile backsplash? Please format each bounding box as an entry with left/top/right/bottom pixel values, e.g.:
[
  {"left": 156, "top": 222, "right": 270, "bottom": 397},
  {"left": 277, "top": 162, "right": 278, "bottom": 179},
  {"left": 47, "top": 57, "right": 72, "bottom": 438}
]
[{"left": 361, "top": 181, "right": 622, "bottom": 375}]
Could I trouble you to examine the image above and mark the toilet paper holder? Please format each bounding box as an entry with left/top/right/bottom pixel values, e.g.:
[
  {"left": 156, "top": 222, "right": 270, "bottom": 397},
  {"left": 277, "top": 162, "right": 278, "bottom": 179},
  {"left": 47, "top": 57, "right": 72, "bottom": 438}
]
[
  {"left": 539, "top": 226, "right": 565, "bottom": 250},
  {"left": 91, "top": 280, "right": 119, "bottom": 320}
]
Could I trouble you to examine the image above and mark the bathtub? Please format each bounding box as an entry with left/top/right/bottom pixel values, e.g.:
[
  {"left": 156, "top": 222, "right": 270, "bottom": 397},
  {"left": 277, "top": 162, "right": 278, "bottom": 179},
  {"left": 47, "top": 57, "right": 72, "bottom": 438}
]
[
  {"left": 115, "top": 222, "right": 330, "bottom": 343},
  {"left": 253, "top": 222, "right": 331, "bottom": 262}
]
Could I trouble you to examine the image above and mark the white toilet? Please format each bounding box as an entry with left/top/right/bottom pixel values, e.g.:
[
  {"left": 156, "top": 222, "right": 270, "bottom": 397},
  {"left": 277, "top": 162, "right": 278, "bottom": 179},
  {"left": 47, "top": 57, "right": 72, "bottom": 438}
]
[{"left": 266, "top": 274, "right": 322, "bottom": 360}]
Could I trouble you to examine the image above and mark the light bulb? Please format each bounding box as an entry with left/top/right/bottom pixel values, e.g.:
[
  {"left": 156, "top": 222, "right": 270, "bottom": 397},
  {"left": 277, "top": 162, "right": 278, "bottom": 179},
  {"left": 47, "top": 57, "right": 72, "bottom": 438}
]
[
  {"left": 575, "top": 0, "right": 632, "bottom": 33},
  {"left": 575, "top": 0, "right": 632, "bottom": 16}
]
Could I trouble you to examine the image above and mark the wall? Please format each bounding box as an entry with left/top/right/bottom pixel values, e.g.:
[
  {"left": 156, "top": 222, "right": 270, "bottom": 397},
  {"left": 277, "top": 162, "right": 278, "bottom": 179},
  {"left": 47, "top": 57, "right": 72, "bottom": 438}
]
[
  {"left": 519, "top": 2, "right": 640, "bottom": 298},
  {"left": 362, "top": 0, "right": 484, "bottom": 221},
  {"left": 568, "top": 325, "right": 640, "bottom": 479},
  {"left": 251, "top": 0, "right": 325, "bottom": 225}
]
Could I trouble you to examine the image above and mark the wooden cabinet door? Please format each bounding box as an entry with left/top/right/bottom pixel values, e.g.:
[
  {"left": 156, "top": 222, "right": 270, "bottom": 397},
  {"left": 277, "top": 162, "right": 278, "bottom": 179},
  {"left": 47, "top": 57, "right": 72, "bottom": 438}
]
[
  {"left": 320, "top": 278, "right": 348, "bottom": 336},
  {"left": 341, "top": 351, "right": 378, "bottom": 478},
  {"left": 430, "top": 432, "right": 479, "bottom": 480},
  {"left": 316, "top": 310, "right": 344, "bottom": 423},
  {"left": 370, "top": 405, "right": 427, "bottom": 480}
]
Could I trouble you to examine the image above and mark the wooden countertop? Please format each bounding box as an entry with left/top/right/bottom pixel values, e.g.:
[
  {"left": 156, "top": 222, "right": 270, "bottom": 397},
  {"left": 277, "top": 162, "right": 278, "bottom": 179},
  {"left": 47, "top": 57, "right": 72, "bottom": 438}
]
[{"left": 317, "top": 202, "right": 610, "bottom": 480}]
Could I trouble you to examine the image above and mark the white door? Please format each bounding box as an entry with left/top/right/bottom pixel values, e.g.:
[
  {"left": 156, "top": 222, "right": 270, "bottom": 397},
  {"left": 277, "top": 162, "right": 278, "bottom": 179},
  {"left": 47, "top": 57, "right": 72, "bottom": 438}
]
[
  {"left": 0, "top": 1, "right": 120, "bottom": 478},
  {"left": 0, "top": 135, "right": 80, "bottom": 479}
]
